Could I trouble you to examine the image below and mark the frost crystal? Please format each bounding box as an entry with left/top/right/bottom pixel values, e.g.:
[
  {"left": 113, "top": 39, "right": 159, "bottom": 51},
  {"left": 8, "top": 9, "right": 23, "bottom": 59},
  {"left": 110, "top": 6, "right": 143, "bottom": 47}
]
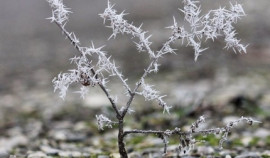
[
  {"left": 100, "top": 1, "right": 155, "bottom": 58},
  {"left": 138, "top": 79, "right": 171, "bottom": 113},
  {"left": 74, "top": 86, "right": 89, "bottom": 99},
  {"left": 47, "top": 0, "right": 71, "bottom": 24},
  {"left": 96, "top": 114, "right": 114, "bottom": 130},
  {"left": 219, "top": 116, "right": 261, "bottom": 148},
  {"left": 190, "top": 115, "right": 206, "bottom": 133},
  {"left": 168, "top": 0, "right": 247, "bottom": 61}
]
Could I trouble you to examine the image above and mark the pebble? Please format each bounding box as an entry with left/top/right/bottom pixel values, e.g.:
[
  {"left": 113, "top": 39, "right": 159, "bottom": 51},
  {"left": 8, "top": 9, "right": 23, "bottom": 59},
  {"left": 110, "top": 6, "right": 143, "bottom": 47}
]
[
  {"left": 0, "top": 135, "right": 28, "bottom": 152},
  {"left": 241, "top": 136, "right": 252, "bottom": 146},
  {"left": 0, "top": 148, "right": 9, "bottom": 158},
  {"left": 50, "top": 130, "right": 86, "bottom": 142},
  {"left": 82, "top": 153, "right": 91, "bottom": 157},
  {"left": 51, "top": 130, "right": 66, "bottom": 141},
  {"left": 254, "top": 128, "right": 270, "bottom": 138},
  {"left": 261, "top": 150, "right": 270, "bottom": 157},
  {"left": 220, "top": 150, "right": 237, "bottom": 157},
  {"left": 40, "top": 145, "right": 59, "bottom": 155},
  {"left": 27, "top": 151, "right": 47, "bottom": 158},
  {"left": 110, "top": 153, "right": 120, "bottom": 158},
  {"left": 197, "top": 146, "right": 215, "bottom": 155},
  {"left": 225, "top": 155, "right": 232, "bottom": 158},
  {"left": 74, "top": 121, "right": 88, "bottom": 131},
  {"left": 58, "top": 151, "right": 83, "bottom": 157},
  {"left": 97, "top": 155, "right": 110, "bottom": 158},
  {"left": 235, "top": 152, "right": 261, "bottom": 158},
  {"left": 58, "top": 151, "right": 73, "bottom": 157},
  {"left": 6, "top": 127, "right": 23, "bottom": 137},
  {"left": 25, "top": 121, "right": 43, "bottom": 139}
]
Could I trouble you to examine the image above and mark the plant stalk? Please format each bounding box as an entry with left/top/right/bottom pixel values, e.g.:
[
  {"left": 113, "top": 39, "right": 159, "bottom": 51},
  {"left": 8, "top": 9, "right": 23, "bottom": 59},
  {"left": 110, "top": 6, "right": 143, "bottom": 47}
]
[{"left": 118, "top": 119, "right": 128, "bottom": 158}]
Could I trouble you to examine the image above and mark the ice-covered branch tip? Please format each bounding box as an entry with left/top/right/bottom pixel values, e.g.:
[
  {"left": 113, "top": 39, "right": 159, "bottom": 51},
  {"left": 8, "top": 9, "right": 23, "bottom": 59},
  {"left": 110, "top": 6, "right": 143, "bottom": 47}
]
[
  {"left": 190, "top": 115, "right": 206, "bottom": 133},
  {"left": 52, "top": 42, "right": 132, "bottom": 99},
  {"left": 168, "top": 0, "right": 248, "bottom": 61},
  {"left": 47, "top": 0, "right": 71, "bottom": 25},
  {"left": 137, "top": 79, "right": 172, "bottom": 114},
  {"left": 96, "top": 114, "right": 117, "bottom": 130},
  {"left": 100, "top": 1, "right": 155, "bottom": 59},
  {"left": 47, "top": 0, "right": 132, "bottom": 99},
  {"left": 219, "top": 116, "right": 261, "bottom": 149}
]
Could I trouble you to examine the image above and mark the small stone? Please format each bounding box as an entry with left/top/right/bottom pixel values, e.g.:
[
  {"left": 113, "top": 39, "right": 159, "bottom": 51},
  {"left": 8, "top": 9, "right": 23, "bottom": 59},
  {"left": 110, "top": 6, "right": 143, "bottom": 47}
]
[
  {"left": 197, "top": 146, "right": 215, "bottom": 155},
  {"left": 40, "top": 145, "right": 59, "bottom": 155},
  {"left": 97, "top": 155, "right": 109, "bottom": 158},
  {"left": 0, "top": 135, "right": 28, "bottom": 152},
  {"left": 59, "top": 142, "right": 78, "bottom": 150},
  {"left": 27, "top": 151, "right": 47, "bottom": 158},
  {"left": 71, "top": 151, "right": 82, "bottom": 157},
  {"left": 58, "top": 151, "right": 83, "bottom": 157},
  {"left": 128, "top": 152, "right": 141, "bottom": 158},
  {"left": 241, "top": 136, "right": 252, "bottom": 146},
  {"left": 26, "top": 121, "right": 43, "bottom": 139},
  {"left": 225, "top": 155, "right": 232, "bottom": 158},
  {"left": 254, "top": 128, "right": 270, "bottom": 138},
  {"left": 53, "top": 121, "right": 73, "bottom": 129},
  {"left": 110, "top": 153, "right": 120, "bottom": 158},
  {"left": 58, "top": 151, "right": 71, "bottom": 157},
  {"left": 82, "top": 147, "right": 102, "bottom": 154},
  {"left": 82, "top": 153, "right": 91, "bottom": 157},
  {"left": 220, "top": 149, "right": 237, "bottom": 157},
  {"left": 6, "top": 127, "right": 23, "bottom": 137},
  {"left": 91, "top": 137, "right": 101, "bottom": 146},
  {"left": 52, "top": 130, "right": 67, "bottom": 141},
  {"left": 50, "top": 130, "right": 86, "bottom": 142},
  {"left": 261, "top": 150, "right": 270, "bottom": 157},
  {"left": 74, "top": 121, "right": 88, "bottom": 131},
  {"left": 235, "top": 152, "right": 261, "bottom": 158},
  {"left": 66, "top": 133, "right": 86, "bottom": 142},
  {"left": 0, "top": 148, "right": 9, "bottom": 158}
]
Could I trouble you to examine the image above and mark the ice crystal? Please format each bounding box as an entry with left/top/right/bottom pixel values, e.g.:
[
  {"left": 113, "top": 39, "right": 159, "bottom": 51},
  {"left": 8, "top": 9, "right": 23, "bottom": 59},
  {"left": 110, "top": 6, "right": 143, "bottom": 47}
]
[{"left": 96, "top": 114, "right": 114, "bottom": 130}]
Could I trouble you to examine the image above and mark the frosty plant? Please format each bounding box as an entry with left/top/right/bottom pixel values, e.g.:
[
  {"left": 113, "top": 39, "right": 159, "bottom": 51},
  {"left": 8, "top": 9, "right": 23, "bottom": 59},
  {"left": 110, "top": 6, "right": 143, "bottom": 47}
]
[{"left": 47, "top": 0, "right": 260, "bottom": 157}]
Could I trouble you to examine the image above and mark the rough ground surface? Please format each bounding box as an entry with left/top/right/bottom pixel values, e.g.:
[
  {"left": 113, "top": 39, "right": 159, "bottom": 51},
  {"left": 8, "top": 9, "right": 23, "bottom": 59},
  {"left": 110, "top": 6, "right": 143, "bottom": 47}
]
[{"left": 0, "top": 69, "right": 269, "bottom": 158}]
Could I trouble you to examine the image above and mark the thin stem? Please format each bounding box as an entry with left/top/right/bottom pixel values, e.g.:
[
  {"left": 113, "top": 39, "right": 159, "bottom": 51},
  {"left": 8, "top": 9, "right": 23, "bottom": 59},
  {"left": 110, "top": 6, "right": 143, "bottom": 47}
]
[
  {"left": 118, "top": 119, "right": 128, "bottom": 158},
  {"left": 121, "top": 38, "right": 176, "bottom": 117},
  {"left": 160, "top": 134, "right": 168, "bottom": 154},
  {"left": 55, "top": 22, "right": 79, "bottom": 52},
  {"left": 98, "top": 83, "right": 121, "bottom": 118},
  {"left": 123, "top": 128, "right": 227, "bottom": 137}
]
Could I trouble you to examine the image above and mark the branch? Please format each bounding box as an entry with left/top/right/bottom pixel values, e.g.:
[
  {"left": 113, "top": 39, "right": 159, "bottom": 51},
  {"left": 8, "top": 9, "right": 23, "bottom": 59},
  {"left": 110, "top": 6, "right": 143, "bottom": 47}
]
[
  {"left": 100, "top": 1, "right": 155, "bottom": 59},
  {"left": 56, "top": 21, "right": 121, "bottom": 117},
  {"left": 121, "top": 38, "right": 177, "bottom": 117},
  {"left": 50, "top": 10, "right": 122, "bottom": 117},
  {"left": 123, "top": 116, "right": 260, "bottom": 153},
  {"left": 47, "top": 0, "right": 135, "bottom": 118},
  {"left": 98, "top": 82, "right": 121, "bottom": 118}
]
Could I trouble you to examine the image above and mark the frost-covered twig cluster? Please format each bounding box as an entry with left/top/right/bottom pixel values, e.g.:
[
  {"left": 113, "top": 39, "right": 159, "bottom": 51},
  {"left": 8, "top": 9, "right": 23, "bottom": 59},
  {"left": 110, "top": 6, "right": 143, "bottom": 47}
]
[
  {"left": 46, "top": 0, "right": 258, "bottom": 157},
  {"left": 168, "top": 0, "right": 248, "bottom": 61},
  {"left": 123, "top": 116, "right": 260, "bottom": 154},
  {"left": 96, "top": 114, "right": 117, "bottom": 130}
]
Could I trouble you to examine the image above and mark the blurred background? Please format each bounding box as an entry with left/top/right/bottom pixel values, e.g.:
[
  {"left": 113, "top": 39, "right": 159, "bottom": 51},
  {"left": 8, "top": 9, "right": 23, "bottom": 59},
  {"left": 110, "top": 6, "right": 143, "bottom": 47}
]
[{"left": 0, "top": 0, "right": 269, "bottom": 157}]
